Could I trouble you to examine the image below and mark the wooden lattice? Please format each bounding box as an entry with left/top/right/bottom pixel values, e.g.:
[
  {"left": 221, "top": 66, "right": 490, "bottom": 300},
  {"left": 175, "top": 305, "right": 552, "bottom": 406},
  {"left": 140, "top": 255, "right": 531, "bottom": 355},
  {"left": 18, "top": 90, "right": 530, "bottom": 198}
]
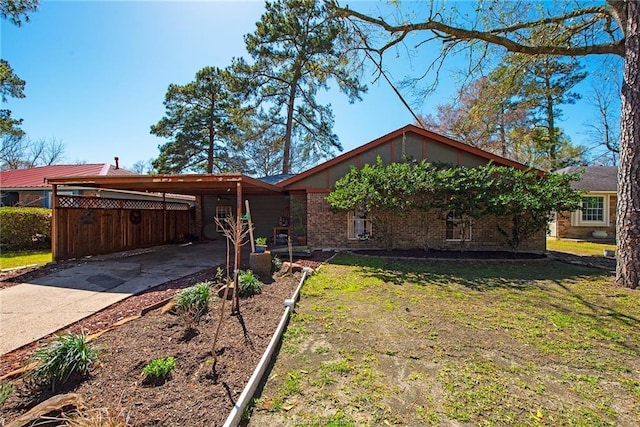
[{"left": 57, "top": 195, "right": 190, "bottom": 210}]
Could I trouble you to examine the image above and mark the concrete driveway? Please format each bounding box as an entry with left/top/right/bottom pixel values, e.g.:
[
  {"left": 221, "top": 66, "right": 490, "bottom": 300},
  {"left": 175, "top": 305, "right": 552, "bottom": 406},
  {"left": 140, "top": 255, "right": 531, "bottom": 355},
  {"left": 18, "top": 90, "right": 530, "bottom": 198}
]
[{"left": 0, "top": 241, "right": 226, "bottom": 355}]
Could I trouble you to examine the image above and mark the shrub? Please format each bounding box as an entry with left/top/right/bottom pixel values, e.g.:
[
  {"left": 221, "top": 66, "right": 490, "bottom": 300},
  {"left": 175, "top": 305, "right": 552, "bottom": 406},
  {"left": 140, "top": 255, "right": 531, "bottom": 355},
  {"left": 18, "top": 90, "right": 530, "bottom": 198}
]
[
  {"left": 173, "top": 281, "right": 211, "bottom": 327},
  {"left": 0, "top": 382, "right": 15, "bottom": 407},
  {"left": 239, "top": 270, "right": 263, "bottom": 296},
  {"left": 142, "top": 356, "right": 175, "bottom": 379},
  {"left": 26, "top": 332, "right": 98, "bottom": 391},
  {"left": 0, "top": 207, "right": 51, "bottom": 251},
  {"left": 271, "top": 255, "right": 283, "bottom": 272}
]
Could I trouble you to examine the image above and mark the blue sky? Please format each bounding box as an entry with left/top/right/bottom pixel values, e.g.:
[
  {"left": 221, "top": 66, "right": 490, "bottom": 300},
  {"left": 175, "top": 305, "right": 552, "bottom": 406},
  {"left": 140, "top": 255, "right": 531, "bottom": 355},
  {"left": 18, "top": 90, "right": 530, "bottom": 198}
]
[{"left": 2, "top": 0, "right": 619, "bottom": 171}]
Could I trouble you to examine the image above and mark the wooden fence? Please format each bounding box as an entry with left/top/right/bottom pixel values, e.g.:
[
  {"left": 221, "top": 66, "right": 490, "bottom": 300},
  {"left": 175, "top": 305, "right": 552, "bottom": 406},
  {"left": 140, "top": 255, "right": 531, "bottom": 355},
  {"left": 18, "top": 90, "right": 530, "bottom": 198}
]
[{"left": 53, "top": 195, "right": 192, "bottom": 261}]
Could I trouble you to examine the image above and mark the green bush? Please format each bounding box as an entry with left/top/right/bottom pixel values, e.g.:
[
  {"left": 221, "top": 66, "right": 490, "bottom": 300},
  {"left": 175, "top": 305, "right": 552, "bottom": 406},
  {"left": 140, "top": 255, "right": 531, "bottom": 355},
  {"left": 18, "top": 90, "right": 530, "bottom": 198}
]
[
  {"left": 271, "top": 255, "right": 283, "bottom": 272},
  {"left": 26, "top": 332, "right": 98, "bottom": 391},
  {"left": 173, "top": 281, "right": 212, "bottom": 327},
  {"left": 142, "top": 356, "right": 175, "bottom": 378},
  {"left": 239, "top": 270, "right": 263, "bottom": 296},
  {"left": 0, "top": 207, "right": 51, "bottom": 251}
]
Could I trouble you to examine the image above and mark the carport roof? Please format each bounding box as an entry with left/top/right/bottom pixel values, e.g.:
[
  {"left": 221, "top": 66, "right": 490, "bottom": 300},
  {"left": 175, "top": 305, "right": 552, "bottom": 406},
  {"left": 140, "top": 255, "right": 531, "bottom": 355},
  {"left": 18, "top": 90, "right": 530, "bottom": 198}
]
[{"left": 45, "top": 173, "right": 284, "bottom": 195}]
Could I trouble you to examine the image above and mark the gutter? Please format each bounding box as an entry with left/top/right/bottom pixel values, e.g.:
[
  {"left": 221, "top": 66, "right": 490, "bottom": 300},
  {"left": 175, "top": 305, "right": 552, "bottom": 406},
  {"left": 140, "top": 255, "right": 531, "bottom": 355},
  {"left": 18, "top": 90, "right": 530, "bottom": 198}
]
[{"left": 223, "top": 267, "right": 313, "bottom": 427}]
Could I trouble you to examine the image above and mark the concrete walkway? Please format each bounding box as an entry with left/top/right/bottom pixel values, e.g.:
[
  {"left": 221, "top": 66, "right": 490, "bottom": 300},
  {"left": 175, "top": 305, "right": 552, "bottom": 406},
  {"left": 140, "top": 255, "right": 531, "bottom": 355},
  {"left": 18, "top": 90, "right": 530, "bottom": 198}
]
[{"left": 0, "top": 241, "right": 226, "bottom": 355}]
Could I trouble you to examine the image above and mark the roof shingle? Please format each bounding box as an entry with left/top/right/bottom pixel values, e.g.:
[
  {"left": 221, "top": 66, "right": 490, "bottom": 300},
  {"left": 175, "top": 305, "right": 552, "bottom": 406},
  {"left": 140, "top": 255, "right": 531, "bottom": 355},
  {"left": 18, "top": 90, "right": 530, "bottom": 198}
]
[{"left": 556, "top": 166, "right": 617, "bottom": 192}]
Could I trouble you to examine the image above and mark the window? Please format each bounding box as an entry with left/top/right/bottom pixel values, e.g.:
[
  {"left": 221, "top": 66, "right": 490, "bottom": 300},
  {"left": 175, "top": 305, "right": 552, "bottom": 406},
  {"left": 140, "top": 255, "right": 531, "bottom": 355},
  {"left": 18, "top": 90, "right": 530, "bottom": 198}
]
[
  {"left": 446, "top": 211, "right": 472, "bottom": 241},
  {"left": 347, "top": 208, "right": 372, "bottom": 240},
  {"left": 215, "top": 205, "right": 233, "bottom": 232},
  {"left": 0, "top": 191, "right": 19, "bottom": 207},
  {"left": 581, "top": 196, "right": 604, "bottom": 222}
]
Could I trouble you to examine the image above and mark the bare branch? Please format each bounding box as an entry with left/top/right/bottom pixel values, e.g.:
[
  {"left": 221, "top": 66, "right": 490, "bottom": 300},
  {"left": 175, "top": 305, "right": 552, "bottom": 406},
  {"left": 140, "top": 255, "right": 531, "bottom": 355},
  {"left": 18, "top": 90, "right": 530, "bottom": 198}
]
[{"left": 334, "top": 4, "right": 625, "bottom": 57}]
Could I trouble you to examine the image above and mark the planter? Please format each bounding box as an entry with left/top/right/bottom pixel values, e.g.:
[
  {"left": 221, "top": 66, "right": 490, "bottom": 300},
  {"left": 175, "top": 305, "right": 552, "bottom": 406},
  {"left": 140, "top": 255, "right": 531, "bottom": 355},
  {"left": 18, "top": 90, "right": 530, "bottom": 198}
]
[
  {"left": 592, "top": 230, "right": 608, "bottom": 239},
  {"left": 255, "top": 245, "right": 267, "bottom": 253},
  {"left": 249, "top": 252, "right": 272, "bottom": 279}
]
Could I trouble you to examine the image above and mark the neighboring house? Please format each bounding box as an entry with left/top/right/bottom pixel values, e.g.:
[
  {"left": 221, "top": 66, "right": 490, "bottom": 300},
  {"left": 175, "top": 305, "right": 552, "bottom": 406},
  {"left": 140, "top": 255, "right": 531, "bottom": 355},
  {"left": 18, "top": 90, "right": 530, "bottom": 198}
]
[
  {"left": 549, "top": 166, "right": 617, "bottom": 241},
  {"left": 0, "top": 164, "right": 194, "bottom": 207}
]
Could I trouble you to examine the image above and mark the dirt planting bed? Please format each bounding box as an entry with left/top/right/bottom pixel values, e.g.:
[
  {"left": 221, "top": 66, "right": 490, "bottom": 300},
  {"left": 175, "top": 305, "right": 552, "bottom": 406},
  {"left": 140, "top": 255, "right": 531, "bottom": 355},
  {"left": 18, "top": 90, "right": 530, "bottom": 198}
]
[{"left": 1, "top": 252, "right": 333, "bottom": 426}]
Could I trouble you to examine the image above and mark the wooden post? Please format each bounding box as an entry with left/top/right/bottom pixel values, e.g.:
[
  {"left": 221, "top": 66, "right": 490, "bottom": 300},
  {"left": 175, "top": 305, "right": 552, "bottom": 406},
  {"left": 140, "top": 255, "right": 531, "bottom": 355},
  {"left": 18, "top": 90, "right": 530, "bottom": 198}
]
[
  {"left": 162, "top": 192, "right": 167, "bottom": 243},
  {"left": 51, "top": 184, "right": 58, "bottom": 261},
  {"left": 245, "top": 199, "right": 255, "bottom": 253}
]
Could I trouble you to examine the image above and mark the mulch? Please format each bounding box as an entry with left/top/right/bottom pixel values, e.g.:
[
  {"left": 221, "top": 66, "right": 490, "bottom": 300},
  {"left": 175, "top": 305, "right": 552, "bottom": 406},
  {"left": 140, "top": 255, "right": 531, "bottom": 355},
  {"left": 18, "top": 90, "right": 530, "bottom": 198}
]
[{"left": 0, "top": 251, "right": 333, "bottom": 426}]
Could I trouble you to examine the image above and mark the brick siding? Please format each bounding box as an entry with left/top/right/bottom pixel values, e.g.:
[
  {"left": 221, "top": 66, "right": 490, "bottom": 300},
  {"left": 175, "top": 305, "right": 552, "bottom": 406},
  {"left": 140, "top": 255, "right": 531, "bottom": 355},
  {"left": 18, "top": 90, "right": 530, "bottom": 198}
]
[
  {"left": 18, "top": 191, "right": 45, "bottom": 207},
  {"left": 306, "top": 192, "right": 545, "bottom": 252}
]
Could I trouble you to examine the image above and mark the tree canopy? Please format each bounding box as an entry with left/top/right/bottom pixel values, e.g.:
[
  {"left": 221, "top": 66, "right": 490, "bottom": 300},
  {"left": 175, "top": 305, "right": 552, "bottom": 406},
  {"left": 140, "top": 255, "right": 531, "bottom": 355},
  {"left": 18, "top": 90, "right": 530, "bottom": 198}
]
[
  {"left": 150, "top": 67, "right": 246, "bottom": 174},
  {"left": 0, "top": 57, "right": 26, "bottom": 139},
  {"left": 420, "top": 53, "right": 587, "bottom": 170}
]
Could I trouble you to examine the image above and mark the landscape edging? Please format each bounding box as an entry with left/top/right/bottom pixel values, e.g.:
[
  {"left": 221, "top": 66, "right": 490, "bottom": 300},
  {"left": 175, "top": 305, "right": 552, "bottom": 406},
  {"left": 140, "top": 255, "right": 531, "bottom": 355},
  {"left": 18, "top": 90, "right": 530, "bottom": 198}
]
[{"left": 222, "top": 267, "right": 312, "bottom": 427}]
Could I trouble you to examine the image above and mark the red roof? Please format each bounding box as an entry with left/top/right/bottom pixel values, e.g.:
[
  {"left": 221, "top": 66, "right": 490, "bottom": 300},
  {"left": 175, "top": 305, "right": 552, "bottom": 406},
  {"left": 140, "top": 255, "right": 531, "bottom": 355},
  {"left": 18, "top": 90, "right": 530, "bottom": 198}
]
[{"left": 0, "top": 164, "right": 137, "bottom": 189}]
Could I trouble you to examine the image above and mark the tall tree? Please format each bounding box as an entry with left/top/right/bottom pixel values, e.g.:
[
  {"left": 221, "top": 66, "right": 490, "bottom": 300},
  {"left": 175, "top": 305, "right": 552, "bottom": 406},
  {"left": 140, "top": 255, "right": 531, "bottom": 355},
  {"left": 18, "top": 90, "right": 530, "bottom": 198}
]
[
  {"left": 151, "top": 67, "right": 246, "bottom": 174},
  {"left": 236, "top": 0, "right": 366, "bottom": 174},
  {"left": 0, "top": 59, "right": 26, "bottom": 138},
  {"left": 336, "top": 0, "right": 639, "bottom": 289},
  {"left": 520, "top": 55, "right": 587, "bottom": 169},
  {"left": 1, "top": 1, "right": 39, "bottom": 138},
  {"left": 419, "top": 56, "right": 586, "bottom": 169}
]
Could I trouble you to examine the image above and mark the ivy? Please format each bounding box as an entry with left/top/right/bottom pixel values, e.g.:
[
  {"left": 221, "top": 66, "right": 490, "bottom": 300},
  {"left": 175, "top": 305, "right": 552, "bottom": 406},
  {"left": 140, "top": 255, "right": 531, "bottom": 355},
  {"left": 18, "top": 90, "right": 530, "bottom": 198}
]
[{"left": 326, "top": 157, "right": 583, "bottom": 250}]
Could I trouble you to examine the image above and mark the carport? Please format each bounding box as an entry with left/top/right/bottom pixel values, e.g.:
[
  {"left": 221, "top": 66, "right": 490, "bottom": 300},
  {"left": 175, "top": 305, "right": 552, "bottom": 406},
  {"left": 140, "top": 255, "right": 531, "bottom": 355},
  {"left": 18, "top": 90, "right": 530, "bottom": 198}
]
[{"left": 46, "top": 174, "right": 284, "bottom": 262}]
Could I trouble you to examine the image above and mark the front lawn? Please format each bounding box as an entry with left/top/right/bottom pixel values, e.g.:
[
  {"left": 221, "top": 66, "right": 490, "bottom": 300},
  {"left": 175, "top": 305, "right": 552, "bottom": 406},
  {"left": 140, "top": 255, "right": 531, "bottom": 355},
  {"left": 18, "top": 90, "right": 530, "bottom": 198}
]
[
  {"left": 249, "top": 255, "right": 640, "bottom": 426},
  {"left": 0, "top": 250, "right": 52, "bottom": 269},
  {"left": 547, "top": 238, "right": 617, "bottom": 257}
]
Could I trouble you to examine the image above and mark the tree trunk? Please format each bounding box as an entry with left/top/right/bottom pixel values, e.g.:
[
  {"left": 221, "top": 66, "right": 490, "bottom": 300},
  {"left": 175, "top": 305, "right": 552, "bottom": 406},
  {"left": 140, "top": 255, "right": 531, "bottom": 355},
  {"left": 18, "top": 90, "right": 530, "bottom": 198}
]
[
  {"left": 616, "top": 1, "right": 640, "bottom": 289},
  {"left": 282, "top": 67, "right": 302, "bottom": 175},
  {"left": 544, "top": 71, "right": 557, "bottom": 166},
  {"left": 207, "top": 92, "right": 216, "bottom": 174}
]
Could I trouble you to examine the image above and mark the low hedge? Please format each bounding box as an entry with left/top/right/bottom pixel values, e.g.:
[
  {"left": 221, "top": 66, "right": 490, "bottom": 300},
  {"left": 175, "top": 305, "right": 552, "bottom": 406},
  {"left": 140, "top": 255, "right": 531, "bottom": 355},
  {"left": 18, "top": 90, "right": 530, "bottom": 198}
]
[{"left": 0, "top": 207, "right": 52, "bottom": 251}]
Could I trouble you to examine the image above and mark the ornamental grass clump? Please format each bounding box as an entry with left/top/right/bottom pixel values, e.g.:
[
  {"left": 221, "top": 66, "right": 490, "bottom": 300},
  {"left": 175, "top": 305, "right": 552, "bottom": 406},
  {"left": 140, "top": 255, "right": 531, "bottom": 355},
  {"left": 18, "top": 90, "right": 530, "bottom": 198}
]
[
  {"left": 0, "top": 382, "right": 15, "bottom": 407},
  {"left": 26, "top": 332, "right": 98, "bottom": 391},
  {"left": 173, "top": 281, "right": 212, "bottom": 327},
  {"left": 239, "top": 270, "right": 263, "bottom": 296}
]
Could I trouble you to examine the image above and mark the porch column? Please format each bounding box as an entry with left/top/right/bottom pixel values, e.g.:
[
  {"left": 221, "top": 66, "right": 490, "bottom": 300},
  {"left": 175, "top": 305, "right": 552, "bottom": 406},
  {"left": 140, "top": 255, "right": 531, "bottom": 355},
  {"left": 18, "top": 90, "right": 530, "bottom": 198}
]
[{"left": 162, "top": 192, "right": 167, "bottom": 243}]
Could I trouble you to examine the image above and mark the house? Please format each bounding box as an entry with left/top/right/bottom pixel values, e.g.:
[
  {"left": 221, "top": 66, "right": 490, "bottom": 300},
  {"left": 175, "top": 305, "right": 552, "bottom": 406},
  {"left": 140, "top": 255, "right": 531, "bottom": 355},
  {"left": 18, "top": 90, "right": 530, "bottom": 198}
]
[
  {"left": 0, "top": 164, "right": 136, "bottom": 207},
  {"left": 549, "top": 166, "right": 617, "bottom": 241},
  {"left": 279, "top": 125, "right": 544, "bottom": 252},
  {"left": 44, "top": 125, "right": 546, "bottom": 261},
  {"left": 0, "top": 164, "right": 194, "bottom": 208}
]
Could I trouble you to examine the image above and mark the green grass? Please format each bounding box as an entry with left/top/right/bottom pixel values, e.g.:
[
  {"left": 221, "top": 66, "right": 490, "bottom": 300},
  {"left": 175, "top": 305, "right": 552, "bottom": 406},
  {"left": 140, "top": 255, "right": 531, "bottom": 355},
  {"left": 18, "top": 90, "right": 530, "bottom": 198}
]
[
  {"left": 251, "top": 254, "right": 640, "bottom": 426},
  {"left": 547, "top": 238, "right": 617, "bottom": 257},
  {"left": 0, "top": 250, "right": 51, "bottom": 269}
]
